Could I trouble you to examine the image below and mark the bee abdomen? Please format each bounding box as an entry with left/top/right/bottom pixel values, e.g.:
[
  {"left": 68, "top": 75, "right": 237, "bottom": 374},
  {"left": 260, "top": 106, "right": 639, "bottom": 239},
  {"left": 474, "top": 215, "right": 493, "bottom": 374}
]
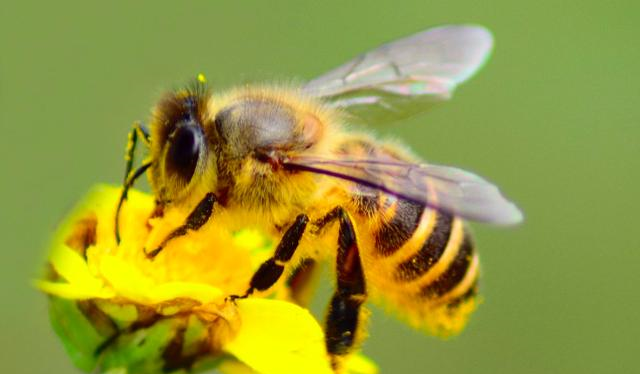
[
  {"left": 372, "top": 199, "right": 425, "bottom": 256},
  {"left": 420, "top": 230, "right": 476, "bottom": 299},
  {"left": 446, "top": 280, "right": 479, "bottom": 309},
  {"left": 394, "top": 213, "right": 454, "bottom": 281}
]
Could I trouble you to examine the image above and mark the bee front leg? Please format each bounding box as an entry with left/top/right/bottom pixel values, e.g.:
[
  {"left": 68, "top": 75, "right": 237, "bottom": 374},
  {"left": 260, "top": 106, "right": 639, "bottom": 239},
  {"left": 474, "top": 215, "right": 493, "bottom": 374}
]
[
  {"left": 146, "top": 193, "right": 217, "bottom": 259},
  {"left": 230, "top": 214, "right": 310, "bottom": 300},
  {"left": 115, "top": 121, "right": 151, "bottom": 243},
  {"left": 320, "top": 207, "right": 367, "bottom": 370},
  {"left": 122, "top": 121, "right": 151, "bottom": 182}
]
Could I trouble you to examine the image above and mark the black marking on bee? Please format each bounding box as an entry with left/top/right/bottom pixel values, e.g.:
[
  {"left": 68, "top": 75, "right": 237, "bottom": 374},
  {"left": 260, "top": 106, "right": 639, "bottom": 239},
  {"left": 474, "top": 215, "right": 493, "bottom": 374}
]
[
  {"left": 395, "top": 213, "right": 454, "bottom": 281},
  {"left": 374, "top": 199, "right": 425, "bottom": 256},
  {"left": 274, "top": 215, "right": 309, "bottom": 262},
  {"left": 323, "top": 207, "right": 366, "bottom": 361},
  {"left": 446, "top": 280, "right": 479, "bottom": 310},
  {"left": 326, "top": 293, "right": 362, "bottom": 357},
  {"left": 147, "top": 193, "right": 217, "bottom": 259},
  {"left": 420, "top": 231, "right": 474, "bottom": 298},
  {"left": 250, "top": 258, "right": 285, "bottom": 292},
  {"left": 240, "top": 214, "right": 309, "bottom": 296}
]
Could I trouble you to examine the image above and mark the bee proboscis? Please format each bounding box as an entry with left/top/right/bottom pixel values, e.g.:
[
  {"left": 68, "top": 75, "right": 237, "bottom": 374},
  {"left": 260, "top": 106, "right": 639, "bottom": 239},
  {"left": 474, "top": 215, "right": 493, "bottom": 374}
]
[{"left": 115, "top": 25, "right": 522, "bottom": 370}]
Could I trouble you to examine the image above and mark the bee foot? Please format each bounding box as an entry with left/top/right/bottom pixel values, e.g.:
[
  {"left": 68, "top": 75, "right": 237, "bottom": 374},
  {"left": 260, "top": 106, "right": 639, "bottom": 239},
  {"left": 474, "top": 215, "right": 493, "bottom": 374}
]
[{"left": 225, "top": 289, "right": 253, "bottom": 304}]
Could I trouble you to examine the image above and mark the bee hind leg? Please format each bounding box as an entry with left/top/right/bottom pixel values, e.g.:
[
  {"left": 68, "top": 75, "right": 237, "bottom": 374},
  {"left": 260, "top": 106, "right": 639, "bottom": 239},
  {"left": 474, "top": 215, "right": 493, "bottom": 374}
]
[
  {"left": 321, "top": 207, "right": 367, "bottom": 370},
  {"left": 229, "top": 213, "right": 310, "bottom": 301},
  {"left": 146, "top": 193, "right": 217, "bottom": 259}
]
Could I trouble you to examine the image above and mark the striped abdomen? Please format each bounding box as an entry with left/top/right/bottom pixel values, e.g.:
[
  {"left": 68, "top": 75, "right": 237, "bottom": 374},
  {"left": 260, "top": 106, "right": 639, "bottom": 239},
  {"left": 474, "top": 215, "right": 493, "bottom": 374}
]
[
  {"left": 354, "top": 192, "right": 480, "bottom": 335},
  {"left": 337, "top": 136, "right": 480, "bottom": 335}
]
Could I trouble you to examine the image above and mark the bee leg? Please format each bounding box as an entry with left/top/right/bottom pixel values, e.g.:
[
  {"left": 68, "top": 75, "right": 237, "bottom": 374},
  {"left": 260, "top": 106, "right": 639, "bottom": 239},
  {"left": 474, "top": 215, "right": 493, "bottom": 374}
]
[
  {"left": 230, "top": 214, "right": 310, "bottom": 300},
  {"left": 123, "top": 122, "right": 151, "bottom": 180},
  {"left": 322, "top": 207, "right": 367, "bottom": 369},
  {"left": 146, "top": 193, "right": 217, "bottom": 259},
  {"left": 115, "top": 161, "right": 151, "bottom": 243},
  {"left": 115, "top": 121, "right": 151, "bottom": 243}
]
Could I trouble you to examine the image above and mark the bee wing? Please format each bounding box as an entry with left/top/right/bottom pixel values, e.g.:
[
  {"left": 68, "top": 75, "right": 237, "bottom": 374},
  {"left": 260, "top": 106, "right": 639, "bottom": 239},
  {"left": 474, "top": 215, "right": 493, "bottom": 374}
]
[
  {"left": 284, "top": 156, "right": 522, "bottom": 225},
  {"left": 302, "top": 25, "right": 493, "bottom": 124}
]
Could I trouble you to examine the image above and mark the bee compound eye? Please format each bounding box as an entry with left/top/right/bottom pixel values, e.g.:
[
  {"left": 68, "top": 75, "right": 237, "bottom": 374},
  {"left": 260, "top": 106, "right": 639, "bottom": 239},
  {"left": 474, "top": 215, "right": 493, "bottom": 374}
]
[{"left": 166, "top": 125, "right": 203, "bottom": 183}]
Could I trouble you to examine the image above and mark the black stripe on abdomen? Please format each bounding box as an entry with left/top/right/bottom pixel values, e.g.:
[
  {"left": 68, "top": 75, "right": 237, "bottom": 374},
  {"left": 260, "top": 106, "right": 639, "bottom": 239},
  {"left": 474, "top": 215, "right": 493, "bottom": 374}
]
[
  {"left": 394, "top": 213, "right": 453, "bottom": 281},
  {"left": 420, "top": 231, "right": 474, "bottom": 298},
  {"left": 374, "top": 199, "right": 424, "bottom": 256},
  {"left": 446, "top": 280, "right": 479, "bottom": 309}
]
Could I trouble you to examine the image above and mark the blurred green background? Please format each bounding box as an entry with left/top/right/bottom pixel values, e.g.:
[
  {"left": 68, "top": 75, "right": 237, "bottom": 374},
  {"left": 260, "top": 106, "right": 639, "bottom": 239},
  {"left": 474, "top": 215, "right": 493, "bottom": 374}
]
[{"left": 1, "top": 1, "right": 638, "bottom": 373}]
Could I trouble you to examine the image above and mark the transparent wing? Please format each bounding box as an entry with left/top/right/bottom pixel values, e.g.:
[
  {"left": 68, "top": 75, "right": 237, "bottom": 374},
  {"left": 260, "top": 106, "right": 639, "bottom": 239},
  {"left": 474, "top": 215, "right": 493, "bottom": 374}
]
[
  {"left": 302, "top": 25, "right": 493, "bottom": 124},
  {"left": 283, "top": 156, "right": 522, "bottom": 225}
]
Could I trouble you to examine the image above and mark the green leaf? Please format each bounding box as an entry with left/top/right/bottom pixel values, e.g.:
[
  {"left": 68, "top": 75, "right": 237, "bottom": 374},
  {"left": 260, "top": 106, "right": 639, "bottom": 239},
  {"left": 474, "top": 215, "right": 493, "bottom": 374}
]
[{"left": 49, "top": 298, "right": 103, "bottom": 372}]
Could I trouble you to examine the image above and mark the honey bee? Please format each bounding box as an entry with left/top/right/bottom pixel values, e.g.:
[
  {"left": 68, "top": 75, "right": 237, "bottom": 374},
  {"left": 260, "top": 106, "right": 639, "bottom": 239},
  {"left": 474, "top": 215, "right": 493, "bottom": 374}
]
[{"left": 116, "top": 25, "right": 522, "bottom": 370}]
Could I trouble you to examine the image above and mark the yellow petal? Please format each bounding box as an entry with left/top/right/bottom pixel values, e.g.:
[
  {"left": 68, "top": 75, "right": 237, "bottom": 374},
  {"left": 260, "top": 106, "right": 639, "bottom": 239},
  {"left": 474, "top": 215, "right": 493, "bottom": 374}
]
[
  {"left": 34, "top": 280, "right": 114, "bottom": 299},
  {"left": 45, "top": 244, "right": 109, "bottom": 298},
  {"left": 98, "top": 255, "right": 155, "bottom": 302},
  {"left": 148, "top": 282, "right": 224, "bottom": 305},
  {"left": 218, "top": 360, "right": 260, "bottom": 374},
  {"left": 224, "top": 298, "right": 333, "bottom": 374},
  {"left": 232, "top": 229, "right": 270, "bottom": 252},
  {"left": 344, "top": 353, "right": 379, "bottom": 374},
  {"left": 99, "top": 255, "right": 224, "bottom": 305},
  {"left": 49, "top": 244, "right": 96, "bottom": 285}
]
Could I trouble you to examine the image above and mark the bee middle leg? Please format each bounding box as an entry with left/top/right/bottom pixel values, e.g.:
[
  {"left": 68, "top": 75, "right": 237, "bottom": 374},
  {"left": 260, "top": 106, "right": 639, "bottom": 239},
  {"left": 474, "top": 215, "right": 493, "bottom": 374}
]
[
  {"left": 146, "top": 192, "right": 217, "bottom": 259},
  {"left": 230, "top": 213, "right": 310, "bottom": 300}
]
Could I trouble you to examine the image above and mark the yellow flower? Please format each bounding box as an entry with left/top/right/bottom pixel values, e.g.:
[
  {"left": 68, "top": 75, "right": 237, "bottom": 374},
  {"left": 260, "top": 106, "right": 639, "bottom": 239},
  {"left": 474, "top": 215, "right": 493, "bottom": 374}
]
[{"left": 36, "top": 185, "right": 376, "bottom": 374}]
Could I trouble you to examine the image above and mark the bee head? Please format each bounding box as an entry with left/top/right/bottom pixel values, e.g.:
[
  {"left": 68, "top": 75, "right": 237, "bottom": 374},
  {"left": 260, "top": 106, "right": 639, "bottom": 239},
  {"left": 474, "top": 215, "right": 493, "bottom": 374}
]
[
  {"left": 149, "top": 86, "right": 215, "bottom": 204},
  {"left": 148, "top": 87, "right": 326, "bottom": 211}
]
